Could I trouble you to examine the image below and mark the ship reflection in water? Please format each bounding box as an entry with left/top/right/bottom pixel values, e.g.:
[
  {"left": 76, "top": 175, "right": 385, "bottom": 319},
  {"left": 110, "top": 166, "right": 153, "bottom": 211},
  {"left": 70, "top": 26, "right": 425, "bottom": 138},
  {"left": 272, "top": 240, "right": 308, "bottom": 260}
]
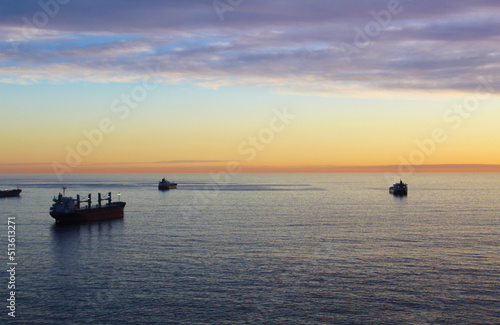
[
  {"left": 50, "top": 219, "right": 125, "bottom": 267},
  {"left": 49, "top": 218, "right": 126, "bottom": 314},
  {"left": 51, "top": 218, "right": 125, "bottom": 248}
]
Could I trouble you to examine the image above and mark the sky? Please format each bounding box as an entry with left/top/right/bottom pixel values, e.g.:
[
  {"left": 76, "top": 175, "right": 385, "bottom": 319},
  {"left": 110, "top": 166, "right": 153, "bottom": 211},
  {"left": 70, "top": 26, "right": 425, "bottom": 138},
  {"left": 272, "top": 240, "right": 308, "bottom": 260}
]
[{"left": 1, "top": 0, "right": 499, "bottom": 175}]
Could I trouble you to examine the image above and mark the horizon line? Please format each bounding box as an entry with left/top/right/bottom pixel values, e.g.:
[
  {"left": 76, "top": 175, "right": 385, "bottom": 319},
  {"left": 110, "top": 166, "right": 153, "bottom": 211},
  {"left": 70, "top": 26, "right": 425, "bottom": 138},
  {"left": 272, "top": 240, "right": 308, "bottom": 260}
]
[{"left": 2, "top": 163, "right": 500, "bottom": 174}]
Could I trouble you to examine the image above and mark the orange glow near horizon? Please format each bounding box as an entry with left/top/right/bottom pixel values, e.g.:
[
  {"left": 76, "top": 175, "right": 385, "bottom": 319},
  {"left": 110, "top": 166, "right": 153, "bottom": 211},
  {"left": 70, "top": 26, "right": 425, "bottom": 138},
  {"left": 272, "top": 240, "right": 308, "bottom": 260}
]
[
  {"left": 2, "top": 162, "right": 500, "bottom": 174},
  {"left": 2, "top": 83, "right": 500, "bottom": 173}
]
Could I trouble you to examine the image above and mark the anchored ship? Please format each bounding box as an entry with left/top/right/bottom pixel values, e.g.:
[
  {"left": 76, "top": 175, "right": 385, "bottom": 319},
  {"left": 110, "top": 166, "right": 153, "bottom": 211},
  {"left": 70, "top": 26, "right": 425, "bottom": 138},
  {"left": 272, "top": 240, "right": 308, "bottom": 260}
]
[
  {"left": 50, "top": 188, "right": 126, "bottom": 223},
  {"left": 158, "top": 178, "right": 177, "bottom": 190},
  {"left": 0, "top": 187, "right": 22, "bottom": 198},
  {"left": 389, "top": 180, "right": 408, "bottom": 196}
]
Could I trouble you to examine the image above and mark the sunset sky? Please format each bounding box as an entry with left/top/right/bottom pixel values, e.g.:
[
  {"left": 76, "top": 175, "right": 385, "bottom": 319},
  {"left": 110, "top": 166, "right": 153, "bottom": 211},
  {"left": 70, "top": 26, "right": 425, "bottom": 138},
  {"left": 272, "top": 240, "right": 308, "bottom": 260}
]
[{"left": 1, "top": 0, "right": 499, "bottom": 174}]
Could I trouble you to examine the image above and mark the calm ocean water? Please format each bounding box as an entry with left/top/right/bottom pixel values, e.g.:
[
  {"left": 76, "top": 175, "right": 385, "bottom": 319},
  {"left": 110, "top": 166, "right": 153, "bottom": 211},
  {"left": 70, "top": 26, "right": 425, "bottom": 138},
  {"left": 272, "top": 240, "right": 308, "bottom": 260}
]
[{"left": 0, "top": 173, "right": 499, "bottom": 324}]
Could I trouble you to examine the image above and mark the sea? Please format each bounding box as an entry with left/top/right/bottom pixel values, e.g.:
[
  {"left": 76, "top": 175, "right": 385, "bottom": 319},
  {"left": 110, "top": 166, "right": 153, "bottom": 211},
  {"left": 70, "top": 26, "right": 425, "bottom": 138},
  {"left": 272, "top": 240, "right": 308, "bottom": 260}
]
[{"left": 0, "top": 173, "right": 499, "bottom": 324}]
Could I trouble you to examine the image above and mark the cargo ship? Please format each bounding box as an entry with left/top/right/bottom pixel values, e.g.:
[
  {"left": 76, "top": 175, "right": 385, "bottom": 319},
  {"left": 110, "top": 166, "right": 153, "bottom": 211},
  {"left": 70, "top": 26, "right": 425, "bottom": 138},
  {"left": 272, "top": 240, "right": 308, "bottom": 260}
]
[
  {"left": 389, "top": 180, "right": 408, "bottom": 196},
  {"left": 0, "top": 187, "right": 22, "bottom": 198},
  {"left": 158, "top": 178, "right": 177, "bottom": 190},
  {"left": 50, "top": 188, "right": 125, "bottom": 223}
]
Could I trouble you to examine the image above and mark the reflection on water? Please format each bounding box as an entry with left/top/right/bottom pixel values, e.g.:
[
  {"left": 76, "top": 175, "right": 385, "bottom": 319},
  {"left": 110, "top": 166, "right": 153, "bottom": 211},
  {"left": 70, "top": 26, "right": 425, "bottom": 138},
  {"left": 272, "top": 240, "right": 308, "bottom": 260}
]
[
  {"left": 0, "top": 173, "right": 498, "bottom": 324},
  {"left": 0, "top": 196, "right": 22, "bottom": 201},
  {"left": 50, "top": 220, "right": 125, "bottom": 268},
  {"left": 51, "top": 219, "right": 124, "bottom": 246},
  {"left": 51, "top": 219, "right": 124, "bottom": 239},
  {"left": 392, "top": 194, "right": 408, "bottom": 201}
]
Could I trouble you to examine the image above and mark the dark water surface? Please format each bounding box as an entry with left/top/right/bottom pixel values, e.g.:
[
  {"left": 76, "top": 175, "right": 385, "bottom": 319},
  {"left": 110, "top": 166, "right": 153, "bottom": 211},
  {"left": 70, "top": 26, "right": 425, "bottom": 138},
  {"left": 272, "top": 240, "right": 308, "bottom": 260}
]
[{"left": 1, "top": 173, "right": 499, "bottom": 324}]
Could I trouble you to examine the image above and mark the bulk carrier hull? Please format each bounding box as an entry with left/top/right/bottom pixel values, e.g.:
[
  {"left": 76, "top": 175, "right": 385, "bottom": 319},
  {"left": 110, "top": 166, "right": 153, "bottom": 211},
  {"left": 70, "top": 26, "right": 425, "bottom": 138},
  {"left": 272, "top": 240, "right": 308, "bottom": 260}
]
[
  {"left": 0, "top": 189, "right": 22, "bottom": 198},
  {"left": 50, "top": 202, "right": 126, "bottom": 223},
  {"left": 158, "top": 178, "right": 177, "bottom": 190},
  {"left": 389, "top": 188, "right": 407, "bottom": 196},
  {"left": 159, "top": 184, "right": 177, "bottom": 190}
]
